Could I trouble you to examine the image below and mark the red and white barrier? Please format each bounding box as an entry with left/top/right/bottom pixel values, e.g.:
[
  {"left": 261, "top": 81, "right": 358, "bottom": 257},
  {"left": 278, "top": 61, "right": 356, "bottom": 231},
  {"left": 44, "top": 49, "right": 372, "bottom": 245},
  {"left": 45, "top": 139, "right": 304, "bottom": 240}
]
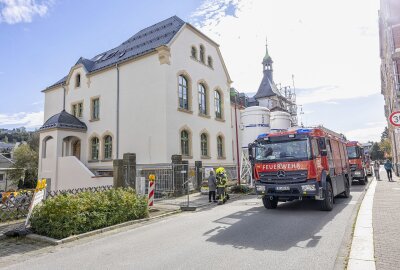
[{"left": 148, "top": 179, "right": 155, "bottom": 206}]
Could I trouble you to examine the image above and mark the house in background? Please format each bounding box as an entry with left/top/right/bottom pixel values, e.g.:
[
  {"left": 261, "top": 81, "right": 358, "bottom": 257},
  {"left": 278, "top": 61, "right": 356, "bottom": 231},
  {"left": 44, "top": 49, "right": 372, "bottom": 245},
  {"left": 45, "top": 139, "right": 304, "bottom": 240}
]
[
  {"left": 0, "top": 154, "right": 16, "bottom": 191},
  {"left": 38, "top": 16, "right": 237, "bottom": 191}
]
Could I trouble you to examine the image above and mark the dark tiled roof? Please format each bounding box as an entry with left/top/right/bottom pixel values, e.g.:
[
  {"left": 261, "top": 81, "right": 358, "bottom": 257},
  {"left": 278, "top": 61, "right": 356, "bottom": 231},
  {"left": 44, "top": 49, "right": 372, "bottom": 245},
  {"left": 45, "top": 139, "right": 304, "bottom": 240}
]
[
  {"left": 39, "top": 110, "right": 87, "bottom": 132},
  {"left": 47, "top": 16, "right": 185, "bottom": 89},
  {"left": 254, "top": 74, "right": 280, "bottom": 99}
]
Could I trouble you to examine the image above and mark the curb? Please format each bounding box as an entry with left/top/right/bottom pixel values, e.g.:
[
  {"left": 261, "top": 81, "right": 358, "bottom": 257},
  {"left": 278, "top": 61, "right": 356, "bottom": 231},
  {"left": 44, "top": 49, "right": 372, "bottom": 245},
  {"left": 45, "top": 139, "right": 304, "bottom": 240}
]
[
  {"left": 26, "top": 209, "right": 181, "bottom": 245},
  {"left": 347, "top": 178, "right": 377, "bottom": 270}
]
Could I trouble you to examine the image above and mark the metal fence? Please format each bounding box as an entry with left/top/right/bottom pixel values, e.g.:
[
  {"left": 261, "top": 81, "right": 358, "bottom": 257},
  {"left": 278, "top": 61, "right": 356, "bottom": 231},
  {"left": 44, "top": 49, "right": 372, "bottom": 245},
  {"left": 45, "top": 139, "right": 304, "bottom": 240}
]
[
  {"left": 0, "top": 191, "right": 34, "bottom": 222},
  {"left": 0, "top": 186, "right": 114, "bottom": 223}
]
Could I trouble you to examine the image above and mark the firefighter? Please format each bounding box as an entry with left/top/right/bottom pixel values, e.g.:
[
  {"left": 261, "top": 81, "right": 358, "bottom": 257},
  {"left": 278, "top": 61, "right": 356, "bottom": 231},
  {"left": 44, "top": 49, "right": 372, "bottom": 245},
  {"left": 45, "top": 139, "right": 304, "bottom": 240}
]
[{"left": 216, "top": 167, "right": 228, "bottom": 205}]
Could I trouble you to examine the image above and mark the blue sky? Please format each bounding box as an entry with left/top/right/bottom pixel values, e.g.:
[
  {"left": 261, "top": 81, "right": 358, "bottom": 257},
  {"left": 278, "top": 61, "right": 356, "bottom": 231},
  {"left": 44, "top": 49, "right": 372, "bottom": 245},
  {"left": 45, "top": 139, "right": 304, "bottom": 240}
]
[{"left": 0, "top": 0, "right": 386, "bottom": 142}]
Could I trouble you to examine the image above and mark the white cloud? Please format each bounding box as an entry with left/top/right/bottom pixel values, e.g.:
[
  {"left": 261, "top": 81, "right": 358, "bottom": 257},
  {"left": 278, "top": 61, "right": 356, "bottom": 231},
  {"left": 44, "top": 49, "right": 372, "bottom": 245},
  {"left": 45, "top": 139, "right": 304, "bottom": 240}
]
[
  {"left": 345, "top": 125, "right": 385, "bottom": 143},
  {"left": 190, "top": 0, "right": 381, "bottom": 104},
  {"left": 0, "top": 111, "right": 43, "bottom": 128},
  {"left": 0, "top": 0, "right": 52, "bottom": 24}
]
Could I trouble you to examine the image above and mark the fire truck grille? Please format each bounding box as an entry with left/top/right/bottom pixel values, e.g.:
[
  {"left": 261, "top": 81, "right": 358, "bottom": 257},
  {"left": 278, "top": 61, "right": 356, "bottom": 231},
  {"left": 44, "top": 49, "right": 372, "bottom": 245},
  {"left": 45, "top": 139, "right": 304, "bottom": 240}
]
[
  {"left": 259, "top": 170, "right": 308, "bottom": 184},
  {"left": 350, "top": 164, "right": 357, "bottom": 171}
]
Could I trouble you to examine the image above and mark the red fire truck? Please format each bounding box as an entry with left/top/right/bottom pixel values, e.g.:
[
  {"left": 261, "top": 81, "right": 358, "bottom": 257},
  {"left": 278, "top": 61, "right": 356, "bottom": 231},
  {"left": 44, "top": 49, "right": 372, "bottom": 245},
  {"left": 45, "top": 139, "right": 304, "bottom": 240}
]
[
  {"left": 346, "top": 141, "right": 368, "bottom": 185},
  {"left": 249, "top": 127, "right": 351, "bottom": 211}
]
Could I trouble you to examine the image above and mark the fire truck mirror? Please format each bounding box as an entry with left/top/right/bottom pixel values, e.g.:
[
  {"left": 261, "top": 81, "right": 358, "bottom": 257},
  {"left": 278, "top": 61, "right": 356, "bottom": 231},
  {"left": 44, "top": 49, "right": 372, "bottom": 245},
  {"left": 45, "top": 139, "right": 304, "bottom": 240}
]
[{"left": 248, "top": 143, "right": 254, "bottom": 161}]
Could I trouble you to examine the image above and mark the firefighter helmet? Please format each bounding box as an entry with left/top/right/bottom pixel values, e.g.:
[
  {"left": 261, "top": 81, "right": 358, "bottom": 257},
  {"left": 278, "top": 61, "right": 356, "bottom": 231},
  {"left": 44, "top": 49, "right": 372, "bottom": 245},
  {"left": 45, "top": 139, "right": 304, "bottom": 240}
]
[{"left": 216, "top": 167, "right": 226, "bottom": 175}]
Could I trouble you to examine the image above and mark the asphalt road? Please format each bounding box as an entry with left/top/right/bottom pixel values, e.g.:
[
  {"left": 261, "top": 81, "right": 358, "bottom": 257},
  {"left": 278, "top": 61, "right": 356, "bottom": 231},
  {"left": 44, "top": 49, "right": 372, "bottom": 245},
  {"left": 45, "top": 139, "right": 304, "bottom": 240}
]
[{"left": 2, "top": 182, "right": 369, "bottom": 270}]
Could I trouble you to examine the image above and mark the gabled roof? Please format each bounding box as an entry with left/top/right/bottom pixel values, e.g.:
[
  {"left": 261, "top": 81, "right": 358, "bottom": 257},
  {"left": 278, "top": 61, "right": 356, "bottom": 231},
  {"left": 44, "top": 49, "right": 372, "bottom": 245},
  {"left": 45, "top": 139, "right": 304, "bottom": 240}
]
[
  {"left": 0, "top": 154, "right": 14, "bottom": 169},
  {"left": 39, "top": 110, "right": 87, "bottom": 132},
  {"left": 254, "top": 76, "right": 281, "bottom": 99},
  {"left": 47, "top": 16, "right": 185, "bottom": 89}
]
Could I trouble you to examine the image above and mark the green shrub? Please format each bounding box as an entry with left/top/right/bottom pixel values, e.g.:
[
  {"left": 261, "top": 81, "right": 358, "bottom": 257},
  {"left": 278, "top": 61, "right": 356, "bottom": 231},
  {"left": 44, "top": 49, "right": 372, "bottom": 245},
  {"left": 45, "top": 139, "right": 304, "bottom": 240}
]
[
  {"left": 30, "top": 188, "right": 148, "bottom": 239},
  {"left": 230, "top": 185, "right": 250, "bottom": 194}
]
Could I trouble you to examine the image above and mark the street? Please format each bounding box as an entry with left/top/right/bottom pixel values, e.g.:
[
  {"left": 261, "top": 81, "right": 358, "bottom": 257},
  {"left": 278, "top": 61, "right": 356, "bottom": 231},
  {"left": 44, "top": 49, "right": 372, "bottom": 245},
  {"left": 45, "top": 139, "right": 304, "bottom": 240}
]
[{"left": 1, "top": 183, "right": 368, "bottom": 270}]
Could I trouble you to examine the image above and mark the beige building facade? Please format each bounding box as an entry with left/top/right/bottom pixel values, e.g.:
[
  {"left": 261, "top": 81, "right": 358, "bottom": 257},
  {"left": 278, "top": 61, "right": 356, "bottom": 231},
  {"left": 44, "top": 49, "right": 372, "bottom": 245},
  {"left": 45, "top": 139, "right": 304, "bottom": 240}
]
[{"left": 38, "top": 16, "right": 238, "bottom": 190}]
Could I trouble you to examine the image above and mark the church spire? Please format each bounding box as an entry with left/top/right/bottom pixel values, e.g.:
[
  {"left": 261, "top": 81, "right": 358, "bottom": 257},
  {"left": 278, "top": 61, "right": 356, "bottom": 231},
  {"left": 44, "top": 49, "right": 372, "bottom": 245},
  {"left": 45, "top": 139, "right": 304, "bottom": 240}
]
[
  {"left": 262, "top": 36, "right": 273, "bottom": 77},
  {"left": 263, "top": 36, "right": 272, "bottom": 64}
]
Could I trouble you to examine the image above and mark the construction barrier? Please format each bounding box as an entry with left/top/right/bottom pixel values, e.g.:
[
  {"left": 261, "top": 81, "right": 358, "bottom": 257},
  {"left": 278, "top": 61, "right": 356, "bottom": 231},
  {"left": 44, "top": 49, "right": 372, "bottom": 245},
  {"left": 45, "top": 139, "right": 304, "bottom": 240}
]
[{"left": 148, "top": 174, "right": 155, "bottom": 206}]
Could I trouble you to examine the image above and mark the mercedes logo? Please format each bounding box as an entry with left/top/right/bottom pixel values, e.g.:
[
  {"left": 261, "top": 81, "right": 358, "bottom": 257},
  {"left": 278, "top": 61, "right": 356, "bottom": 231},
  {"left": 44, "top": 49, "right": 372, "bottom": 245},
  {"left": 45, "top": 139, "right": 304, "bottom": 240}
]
[{"left": 277, "top": 170, "right": 285, "bottom": 178}]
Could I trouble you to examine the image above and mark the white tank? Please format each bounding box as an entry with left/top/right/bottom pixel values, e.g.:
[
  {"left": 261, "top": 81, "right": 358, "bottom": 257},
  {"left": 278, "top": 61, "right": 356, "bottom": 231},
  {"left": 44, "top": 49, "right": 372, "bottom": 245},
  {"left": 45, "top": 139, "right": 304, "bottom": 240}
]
[
  {"left": 270, "top": 111, "right": 291, "bottom": 132},
  {"left": 240, "top": 106, "right": 270, "bottom": 148}
]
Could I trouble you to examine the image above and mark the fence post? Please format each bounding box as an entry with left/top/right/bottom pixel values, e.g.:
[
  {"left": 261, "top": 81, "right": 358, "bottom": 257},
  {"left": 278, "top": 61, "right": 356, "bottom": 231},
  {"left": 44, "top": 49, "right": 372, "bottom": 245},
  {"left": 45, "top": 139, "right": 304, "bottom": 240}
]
[
  {"left": 123, "top": 153, "right": 136, "bottom": 188},
  {"left": 171, "top": 155, "right": 183, "bottom": 196},
  {"left": 195, "top": 161, "right": 202, "bottom": 191},
  {"left": 113, "top": 159, "right": 124, "bottom": 188}
]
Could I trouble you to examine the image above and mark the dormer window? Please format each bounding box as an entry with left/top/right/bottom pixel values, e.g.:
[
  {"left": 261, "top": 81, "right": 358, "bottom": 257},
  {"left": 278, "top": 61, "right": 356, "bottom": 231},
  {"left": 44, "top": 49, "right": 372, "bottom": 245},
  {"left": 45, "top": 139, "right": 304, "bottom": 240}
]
[
  {"left": 200, "top": 45, "right": 205, "bottom": 63},
  {"left": 207, "top": 56, "right": 213, "bottom": 68},
  {"left": 75, "top": 74, "right": 81, "bottom": 88},
  {"left": 191, "top": 46, "right": 197, "bottom": 59}
]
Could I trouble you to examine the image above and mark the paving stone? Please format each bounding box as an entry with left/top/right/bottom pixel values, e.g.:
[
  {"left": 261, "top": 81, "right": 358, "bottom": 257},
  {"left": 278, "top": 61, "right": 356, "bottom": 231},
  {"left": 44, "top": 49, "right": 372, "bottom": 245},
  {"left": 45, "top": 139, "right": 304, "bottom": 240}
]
[{"left": 373, "top": 170, "right": 400, "bottom": 270}]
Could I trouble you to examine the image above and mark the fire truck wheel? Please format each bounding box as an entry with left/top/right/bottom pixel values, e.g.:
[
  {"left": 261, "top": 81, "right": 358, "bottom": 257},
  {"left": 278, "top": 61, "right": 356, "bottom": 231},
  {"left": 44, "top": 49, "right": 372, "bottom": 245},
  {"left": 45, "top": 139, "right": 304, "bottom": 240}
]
[
  {"left": 320, "top": 182, "right": 334, "bottom": 211},
  {"left": 342, "top": 178, "right": 350, "bottom": 198},
  {"left": 262, "top": 196, "right": 278, "bottom": 209}
]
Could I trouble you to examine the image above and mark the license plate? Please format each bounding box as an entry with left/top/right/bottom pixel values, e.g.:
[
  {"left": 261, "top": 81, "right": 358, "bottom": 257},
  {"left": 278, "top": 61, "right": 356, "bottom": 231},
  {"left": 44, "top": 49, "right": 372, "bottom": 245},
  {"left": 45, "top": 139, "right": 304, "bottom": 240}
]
[
  {"left": 256, "top": 185, "right": 265, "bottom": 191},
  {"left": 276, "top": 186, "right": 290, "bottom": 191}
]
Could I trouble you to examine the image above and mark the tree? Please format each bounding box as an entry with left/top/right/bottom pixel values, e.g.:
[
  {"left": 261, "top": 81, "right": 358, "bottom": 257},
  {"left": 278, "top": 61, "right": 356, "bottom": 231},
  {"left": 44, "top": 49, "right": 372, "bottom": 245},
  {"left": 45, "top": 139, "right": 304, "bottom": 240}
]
[
  {"left": 8, "top": 144, "right": 38, "bottom": 184},
  {"left": 380, "top": 138, "right": 392, "bottom": 158},
  {"left": 370, "top": 142, "right": 384, "bottom": 160},
  {"left": 381, "top": 127, "right": 389, "bottom": 142}
]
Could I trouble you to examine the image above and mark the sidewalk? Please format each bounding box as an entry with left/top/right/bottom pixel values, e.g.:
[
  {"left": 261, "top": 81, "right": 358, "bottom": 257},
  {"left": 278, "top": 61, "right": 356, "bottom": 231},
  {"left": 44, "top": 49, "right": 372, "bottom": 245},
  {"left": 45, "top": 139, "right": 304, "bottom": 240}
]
[{"left": 373, "top": 169, "right": 400, "bottom": 270}]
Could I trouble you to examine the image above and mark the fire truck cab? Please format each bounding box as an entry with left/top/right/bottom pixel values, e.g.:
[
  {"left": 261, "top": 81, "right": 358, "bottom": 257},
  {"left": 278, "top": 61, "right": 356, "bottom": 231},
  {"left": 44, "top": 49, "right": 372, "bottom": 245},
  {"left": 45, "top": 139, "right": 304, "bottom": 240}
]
[
  {"left": 346, "top": 141, "right": 368, "bottom": 185},
  {"left": 249, "top": 127, "right": 351, "bottom": 211}
]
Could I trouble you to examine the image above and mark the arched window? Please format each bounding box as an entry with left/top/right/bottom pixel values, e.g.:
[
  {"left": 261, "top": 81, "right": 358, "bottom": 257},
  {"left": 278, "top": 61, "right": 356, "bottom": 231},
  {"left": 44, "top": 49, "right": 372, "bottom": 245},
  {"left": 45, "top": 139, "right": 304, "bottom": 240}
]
[
  {"left": 198, "top": 83, "right": 207, "bottom": 115},
  {"left": 191, "top": 46, "right": 197, "bottom": 59},
  {"left": 200, "top": 45, "right": 205, "bottom": 63},
  {"left": 104, "top": 135, "right": 112, "bottom": 160},
  {"left": 91, "top": 137, "right": 99, "bottom": 160},
  {"left": 207, "top": 56, "right": 213, "bottom": 68},
  {"left": 75, "top": 74, "right": 81, "bottom": 88},
  {"left": 214, "top": 90, "right": 222, "bottom": 119},
  {"left": 181, "top": 130, "right": 190, "bottom": 156},
  {"left": 217, "top": 136, "right": 224, "bottom": 158},
  {"left": 201, "top": 133, "right": 208, "bottom": 157},
  {"left": 178, "top": 75, "right": 189, "bottom": 110}
]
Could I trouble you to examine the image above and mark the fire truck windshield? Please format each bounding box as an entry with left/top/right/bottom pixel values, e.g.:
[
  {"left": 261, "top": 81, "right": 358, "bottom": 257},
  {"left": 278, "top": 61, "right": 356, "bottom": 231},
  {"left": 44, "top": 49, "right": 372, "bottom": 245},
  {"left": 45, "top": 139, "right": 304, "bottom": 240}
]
[
  {"left": 346, "top": 146, "right": 358, "bottom": 159},
  {"left": 255, "top": 138, "right": 311, "bottom": 162}
]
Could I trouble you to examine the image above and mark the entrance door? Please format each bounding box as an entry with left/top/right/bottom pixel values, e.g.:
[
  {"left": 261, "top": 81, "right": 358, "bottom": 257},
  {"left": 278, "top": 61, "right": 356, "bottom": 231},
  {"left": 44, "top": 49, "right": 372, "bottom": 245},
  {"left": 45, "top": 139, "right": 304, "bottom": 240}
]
[{"left": 72, "top": 140, "right": 81, "bottom": 160}]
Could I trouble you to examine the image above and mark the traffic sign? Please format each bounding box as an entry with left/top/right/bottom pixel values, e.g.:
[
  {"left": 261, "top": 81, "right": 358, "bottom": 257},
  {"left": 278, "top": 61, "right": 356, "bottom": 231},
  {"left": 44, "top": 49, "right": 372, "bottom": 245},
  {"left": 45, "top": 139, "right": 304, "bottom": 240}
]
[{"left": 389, "top": 111, "right": 400, "bottom": 127}]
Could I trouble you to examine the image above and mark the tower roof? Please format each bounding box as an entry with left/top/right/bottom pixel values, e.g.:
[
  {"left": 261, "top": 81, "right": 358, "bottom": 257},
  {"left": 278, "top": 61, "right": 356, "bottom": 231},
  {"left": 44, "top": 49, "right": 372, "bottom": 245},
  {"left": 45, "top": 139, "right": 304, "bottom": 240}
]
[
  {"left": 254, "top": 76, "right": 280, "bottom": 99},
  {"left": 39, "top": 110, "right": 87, "bottom": 132},
  {"left": 262, "top": 37, "right": 273, "bottom": 64}
]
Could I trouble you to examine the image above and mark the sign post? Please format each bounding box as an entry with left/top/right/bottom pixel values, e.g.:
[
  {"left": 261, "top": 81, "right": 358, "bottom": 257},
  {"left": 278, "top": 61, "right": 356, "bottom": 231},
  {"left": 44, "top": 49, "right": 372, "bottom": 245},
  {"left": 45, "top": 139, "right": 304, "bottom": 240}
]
[
  {"left": 25, "top": 179, "right": 47, "bottom": 227},
  {"left": 389, "top": 111, "right": 400, "bottom": 176}
]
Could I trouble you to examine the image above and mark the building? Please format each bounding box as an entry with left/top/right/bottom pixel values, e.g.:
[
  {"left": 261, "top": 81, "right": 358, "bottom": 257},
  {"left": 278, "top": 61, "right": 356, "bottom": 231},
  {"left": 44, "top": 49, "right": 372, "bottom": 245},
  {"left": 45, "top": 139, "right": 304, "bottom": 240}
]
[
  {"left": 379, "top": 0, "right": 400, "bottom": 173},
  {"left": 38, "top": 16, "right": 237, "bottom": 190},
  {"left": 0, "top": 154, "right": 16, "bottom": 191},
  {"left": 237, "top": 39, "right": 298, "bottom": 126}
]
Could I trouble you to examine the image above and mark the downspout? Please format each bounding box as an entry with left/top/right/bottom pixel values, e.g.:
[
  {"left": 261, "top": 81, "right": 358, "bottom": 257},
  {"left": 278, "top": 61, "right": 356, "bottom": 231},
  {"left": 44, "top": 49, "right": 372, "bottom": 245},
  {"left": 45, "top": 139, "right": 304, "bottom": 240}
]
[
  {"left": 116, "top": 64, "right": 120, "bottom": 159},
  {"left": 62, "top": 85, "right": 66, "bottom": 110}
]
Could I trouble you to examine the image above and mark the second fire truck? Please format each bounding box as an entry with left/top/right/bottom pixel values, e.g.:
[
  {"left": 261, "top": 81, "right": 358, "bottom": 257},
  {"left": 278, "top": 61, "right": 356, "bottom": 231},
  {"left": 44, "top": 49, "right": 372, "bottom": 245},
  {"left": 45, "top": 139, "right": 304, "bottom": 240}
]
[{"left": 346, "top": 141, "right": 368, "bottom": 185}]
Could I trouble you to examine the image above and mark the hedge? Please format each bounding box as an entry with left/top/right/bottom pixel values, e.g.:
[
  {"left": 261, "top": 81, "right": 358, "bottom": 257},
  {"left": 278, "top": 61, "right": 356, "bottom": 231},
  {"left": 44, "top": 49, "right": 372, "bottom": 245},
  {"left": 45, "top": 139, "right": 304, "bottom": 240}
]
[
  {"left": 230, "top": 185, "right": 250, "bottom": 194},
  {"left": 30, "top": 188, "right": 148, "bottom": 239}
]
